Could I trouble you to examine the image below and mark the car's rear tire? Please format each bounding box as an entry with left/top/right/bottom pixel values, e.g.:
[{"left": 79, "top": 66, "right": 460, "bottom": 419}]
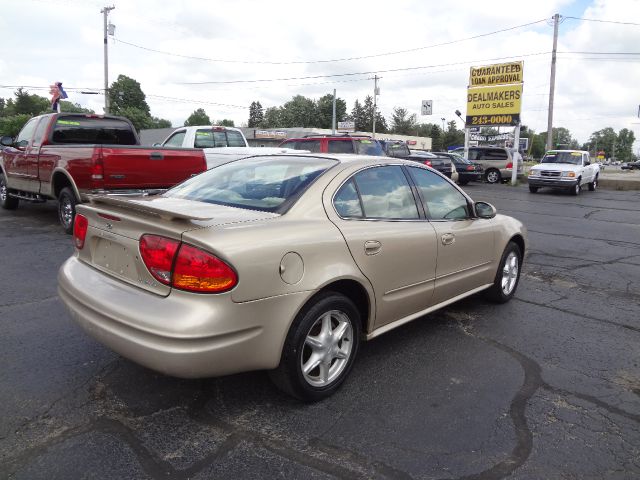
[
  {"left": 269, "top": 292, "right": 361, "bottom": 402},
  {"left": 588, "top": 175, "right": 598, "bottom": 191},
  {"left": 0, "top": 172, "right": 19, "bottom": 210},
  {"left": 569, "top": 181, "right": 581, "bottom": 196},
  {"left": 58, "top": 187, "right": 78, "bottom": 235},
  {"left": 485, "top": 169, "right": 501, "bottom": 184},
  {"left": 485, "top": 241, "right": 522, "bottom": 304},
  {"left": 528, "top": 185, "right": 538, "bottom": 193}
]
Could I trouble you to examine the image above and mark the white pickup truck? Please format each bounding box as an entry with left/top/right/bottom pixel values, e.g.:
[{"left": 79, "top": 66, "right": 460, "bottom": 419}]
[
  {"left": 159, "top": 126, "right": 300, "bottom": 169},
  {"left": 528, "top": 150, "right": 600, "bottom": 195}
]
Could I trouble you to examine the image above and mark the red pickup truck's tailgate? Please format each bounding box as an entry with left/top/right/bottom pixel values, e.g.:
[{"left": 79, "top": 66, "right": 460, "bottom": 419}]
[{"left": 101, "top": 147, "right": 206, "bottom": 189}]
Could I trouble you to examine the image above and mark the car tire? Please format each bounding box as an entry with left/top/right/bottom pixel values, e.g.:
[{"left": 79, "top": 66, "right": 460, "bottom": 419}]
[
  {"left": 269, "top": 292, "right": 361, "bottom": 402},
  {"left": 0, "top": 172, "right": 19, "bottom": 210},
  {"left": 485, "top": 241, "right": 522, "bottom": 304},
  {"left": 485, "top": 169, "right": 501, "bottom": 184},
  {"left": 58, "top": 187, "right": 78, "bottom": 235},
  {"left": 528, "top": 186, "right": 538, "bottom": 193},
  {"left": 569, "top": 181, "right": 581, "bottom": 196},
  {"left": 588, "top": 175, "right": 598, "bottom": 191}
]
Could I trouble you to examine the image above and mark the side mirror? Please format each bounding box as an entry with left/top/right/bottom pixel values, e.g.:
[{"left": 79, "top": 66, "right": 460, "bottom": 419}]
[
  {"left": 475, "top": 201, "right": 497, "bottom": 219},
  {"left": 0, "top": 136, "right": 14, "bottom": 147},
  {"left": 584, "top": 161, "right": 590, "bottom": 166}
]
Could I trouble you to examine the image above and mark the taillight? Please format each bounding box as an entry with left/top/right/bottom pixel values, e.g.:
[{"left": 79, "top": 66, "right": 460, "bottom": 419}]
[
  {"left": 139, "top": 234, "right": 237, "bottom": 293},
  {"left": 466, "top": 165, "right": 475, "bottom": 171},
  {"left": 139, "top": 235, "right": 180, "bottom": 285},
  {"left": 73, "top": 214, "right": 89, "bottom": 249},
  {"left": 423, "top": 160, "right": 432, "bottom": 167},
  {"left": 173, "top": 244, "right": 237, "bottom": 293},
  {"left": 91, "top": 150, "right": 104, "bottom": 189},
  {"left": 506, "top": 162, "right": 513, "bottom": 169}
]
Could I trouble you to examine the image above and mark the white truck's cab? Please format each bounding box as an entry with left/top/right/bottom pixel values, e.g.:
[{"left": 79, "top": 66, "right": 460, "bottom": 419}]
[
  {"left": 160, "top": 126, "right": 300, "bottom": 169},
  {"left": 528, "top": 150, "right": 600, "bottom": 195}
]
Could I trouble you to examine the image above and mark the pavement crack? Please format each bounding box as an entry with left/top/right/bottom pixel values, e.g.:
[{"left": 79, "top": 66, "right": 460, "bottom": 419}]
[{"left": 0, "top": 295, "right": 59, "bottom": 311}]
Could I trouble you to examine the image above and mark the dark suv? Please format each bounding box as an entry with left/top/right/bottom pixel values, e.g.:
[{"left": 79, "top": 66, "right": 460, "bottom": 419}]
[{"left": 279, "top": 135, "right": 385, "bottom": 156}]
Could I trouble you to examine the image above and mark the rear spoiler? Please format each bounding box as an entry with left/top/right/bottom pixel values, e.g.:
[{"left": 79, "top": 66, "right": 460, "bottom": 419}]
[{"left": 86, "top": 195, "right": 216, "bottom": 221}]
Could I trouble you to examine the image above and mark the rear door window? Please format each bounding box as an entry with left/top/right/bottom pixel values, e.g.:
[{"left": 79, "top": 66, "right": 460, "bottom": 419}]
[
  {"left": 328, "top": 140, "right": 354, "bottom": 154},
  {"left": 351, "top": 166, "right": 419, "bottom": 219},
  {"left": 355, "top": 139, "right": 384, "bottom": 156},
  {"left": 51, "top": 116, "right": 137, "bottom": 145}
]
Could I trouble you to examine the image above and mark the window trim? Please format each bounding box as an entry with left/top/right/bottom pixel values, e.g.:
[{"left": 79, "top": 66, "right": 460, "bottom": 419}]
[{"left": 164, "top": 130, "right": 187, "bottom": 147}]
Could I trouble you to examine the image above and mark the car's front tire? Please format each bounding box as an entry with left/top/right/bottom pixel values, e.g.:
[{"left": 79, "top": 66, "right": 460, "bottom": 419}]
[
  {"left": 269, "top": 292, "right": 361, "bottom": 402},
  {"left": 569, "top": 181, "right": 581, "bottom": 196},
  {"left": 588, "top": 175, "right": 598, "bottom": 191},
  {"left": 485, "top": 242, "right": 522, "bottom": 304},
  {"left": 528, "top": 185, "right": 538, "bottom": 193}
]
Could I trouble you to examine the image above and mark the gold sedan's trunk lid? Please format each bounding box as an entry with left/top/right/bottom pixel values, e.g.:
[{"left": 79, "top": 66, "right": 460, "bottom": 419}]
[{"left": 75, "top": 195, "right": 278, "bottom": 296}]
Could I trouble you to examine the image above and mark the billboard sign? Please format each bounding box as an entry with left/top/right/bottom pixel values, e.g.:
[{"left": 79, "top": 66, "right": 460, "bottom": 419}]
[
  {"left": 469, "top": 61, "right": 523, "bottom": 87},
  {"left": 338, "top": 121, "right": 355, "bottom": 132},
  {"left": 255, "top": 130, "right": 287, "bottom": 139},
  {"left": 466, "top": 83, "right": 523, "bottom": 127}
]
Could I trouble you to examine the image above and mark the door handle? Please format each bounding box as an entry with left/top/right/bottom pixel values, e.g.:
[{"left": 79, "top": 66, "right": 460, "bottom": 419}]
[
  {"left": 150, "top": 152, "right": 164, "bottom": 160},
  {"left": 441, "top": 233, "right": 455, "bottom": 246},
  {"left": 364, "top": 240, "right": 381, "bottom": 256}
]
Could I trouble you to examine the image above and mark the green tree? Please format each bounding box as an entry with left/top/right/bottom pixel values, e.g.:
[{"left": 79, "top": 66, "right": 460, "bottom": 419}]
[
  {"left": 443, "top": 121, "right": 464, "bottom": 150},
  {"left": 316, "top": 93, "right": 347, "bottom": 129},
  {"left": 215, "top": 119, "right": 235, "bottom": 127},
  {"left": 361, "top": 95, "right": 387, "bottom": 133},
  {"left": 417, "top": 123, "right": 443, "bottom": 151},
  {"left": 248, "top": 101, "right": 264, "bottom": 128},
  {"left": 616, "top": 128, "right": 636, "bottom": 162},
  {"left": 184, "top": 108, "right": 211, "bottom": 126},
  {"left": 351, "top": 100, "right": 366, "bottom": 131},
  {"left": 0, "top": 114, "right": 31, "bottom": 137},
  {"left": 279, "top": 95, "right": 317, "bottom": 127},
  {"left": 390, "top": 107, "right": 418, "bottom": 135},
  {"left": 150, "top": 117, "right": 172, "bottom": 128},
  {"left": 118, "top": 106, "right": 153, "bottom": 132},
  {"left": 9, "top": 88, "right": 50, "bottom": 116},
  {"left": 59, "top": 101, "right": 94, "bottom": 114},
  {"left": 530, "top": 134, "right": 546, "bottom": 159},
  {"left": 108, "top": 75, "right": 150, "bottom": 116},
  {"left": 262, "top": 107, "right": 282, "bottom": 128}
]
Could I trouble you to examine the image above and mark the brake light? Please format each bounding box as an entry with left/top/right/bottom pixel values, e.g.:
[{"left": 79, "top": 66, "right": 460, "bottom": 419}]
[
  {"left": 506, "top": 162, "right": 513, "bottom": 169},
  {"left": 139, "top": 235, "right": 237, "bottom": 293},
  {"left": 466, "top": 165, "right": 476, "bottom": 171},
  {"left": 91, "top": 150, "right": 104, "bottom": 189},
  {"left": 423, "top": 160, "right": 432, "bottom": 167},
  {"left": 173, "top": 244, "right": 237, "bottom": 293},
  {"left": 73, "top": 214, "right": 89, "bottom": 249},
  {"left": 139, "top": 235, "right": 180, "bottom": 285}
]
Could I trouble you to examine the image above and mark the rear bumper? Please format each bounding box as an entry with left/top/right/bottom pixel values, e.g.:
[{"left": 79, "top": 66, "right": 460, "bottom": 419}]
[
  {"left": 58, "top": 256, "right": 309, "bottom": 378},
  {"left": 528, "top": 177, "right": 577, "bottom": 188}
]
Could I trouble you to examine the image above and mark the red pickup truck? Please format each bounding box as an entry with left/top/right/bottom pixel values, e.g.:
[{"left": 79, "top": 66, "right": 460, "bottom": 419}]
[{"left": 0, "top": 113, "right": 206, "bottom": 233}]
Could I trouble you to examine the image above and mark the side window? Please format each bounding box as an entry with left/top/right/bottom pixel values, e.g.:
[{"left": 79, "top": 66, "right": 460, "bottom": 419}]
[
  {"left": 15, "top": 118, "right": 39, "bottom": 147},
  {"left": 408, "top": 166, "right": 470, "bottom": 220},
  {"left": 468, "top": 149, "right": 480, "bottom": 161},
  {"left": 353, "top": 166, "right": 419, "bottom": 220},
  {"left": 227, "top": 131, "right": 246, "bottom": 147},
  {"left": 486, "top": 149, "right": 508, "bottom": 160},
  {"left": 32, "top": 118, "right": 50, "bottom": 147},
  {"left": 333, "top": 179, "right": 363, "bottom": 218},
  {"left": 164, "top": 131, "right": 186, "bottom": 147},
  {"left": 328, "top": 140, "right": 354, "bottom": 154}
]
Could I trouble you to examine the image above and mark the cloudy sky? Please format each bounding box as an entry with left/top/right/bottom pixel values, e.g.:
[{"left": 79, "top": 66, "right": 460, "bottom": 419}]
[{"left": 1, "top": 0, "right": 639, "bottom": 149}]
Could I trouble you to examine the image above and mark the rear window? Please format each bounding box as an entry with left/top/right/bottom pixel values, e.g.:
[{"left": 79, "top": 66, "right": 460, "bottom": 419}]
[
  {"left": 542, "top": 151, "right": 583, "bottom": 165},
  {"left": 165, "top": 156, "right": 337, "bottom": 213},
  {"left": 354, "top": 139, "right": 384, "bottom": 156},
  {"left": 328, "top": 139, "right": 354, "bottom": 154},
  {"left": 50, "top": 116, "right": 137, "bottom": 145},
  {"left": 386, "top": 143, "right": 410, "bottom": 157},
  {"left": 195, "top": 129, "right": 247, "bottom": 148},
  {"left": 281, "top": 140, "right": 321, "bottom": 153}
]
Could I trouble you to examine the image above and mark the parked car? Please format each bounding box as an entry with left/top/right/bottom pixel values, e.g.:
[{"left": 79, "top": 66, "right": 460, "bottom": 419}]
[
  {"left": 158, "top": 125, "right": 300, "bottom": 169},
  {"left": 454, "top": 146, "right": 524, "bottom": 184},
  {"left": 58, "top": 153, "right": 527, "bottom": 402},
  {"left": 434, "top": 152, "right": 483, "bottom": 185},
  {"left": 621, "top": 160, "right": 640, "bottom": 170},
  {"left": 0, "top": 113, "right": 206, "bottom": 233},
  {"left": 405, "top": 150, "right": 456, "bottom": 180},
  {"left": 279, "top": 134, "right": 385, "bottom": 156},
  {"left": 528, "top": 150, "right": 599, "bottom": 195}
]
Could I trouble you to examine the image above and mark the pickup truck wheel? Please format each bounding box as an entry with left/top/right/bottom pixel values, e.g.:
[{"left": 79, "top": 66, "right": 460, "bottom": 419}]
[
  {"left": 485, "top": 169, "right": 501, "bottom": 184},
  {"left": 528, "top": 186, "right": 538, "bottom": 193},
  {"left": 269, "top": 292, "right": 360, "bottom": 402},
  {"left": 569, "top": 181, "right": 581, "bottom": 196},
  {"left": 588, "top": 175, "right": 598, "bottom": 191},
  {"left": 0, "top": 173, "right": 19, "bottom": 210},
  {"left": 58, "top": 187, "right": 78, "bottom": 234},
  {"left": 485, "top": 242, "right": 522, "bottom": 304}
]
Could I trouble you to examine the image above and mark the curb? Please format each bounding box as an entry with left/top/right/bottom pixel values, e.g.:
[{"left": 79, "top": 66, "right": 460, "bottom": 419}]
[{"left": 598, "top": 177, "right": 640, "bottom": 191}]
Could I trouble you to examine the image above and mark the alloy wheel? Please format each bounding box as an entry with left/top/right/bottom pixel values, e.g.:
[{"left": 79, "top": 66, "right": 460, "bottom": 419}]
[{"left": 501, "top": 252, "right": 519, "bottom": 295}]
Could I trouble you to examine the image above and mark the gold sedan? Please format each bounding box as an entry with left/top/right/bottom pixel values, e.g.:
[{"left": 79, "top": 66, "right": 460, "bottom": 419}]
[{"left": 58, "top": 154, "right": 526, "bottom": 401}]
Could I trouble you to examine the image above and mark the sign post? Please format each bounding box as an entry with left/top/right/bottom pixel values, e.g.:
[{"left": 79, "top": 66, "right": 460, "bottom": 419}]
[{"left": 421, "top": 100, "right": 433, "bottom": 116}]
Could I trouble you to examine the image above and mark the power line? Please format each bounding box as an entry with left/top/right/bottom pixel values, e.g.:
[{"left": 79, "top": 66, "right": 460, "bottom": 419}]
[
  {"left": 176, "top": 51, "right": 551, "bottom": 85},
  {"left": 113, "top": 18, "right": 549, "bottom": 66},
  {"left": 564, "top": 16, "right": 640, "bottom": 27},
  {"left": 558, "top": 51, "right": 640, "bottom": 55}
]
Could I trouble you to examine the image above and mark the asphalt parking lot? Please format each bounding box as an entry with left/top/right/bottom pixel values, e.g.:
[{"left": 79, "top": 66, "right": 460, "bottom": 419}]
[{"left": 1, "top": 183, "right": 639, "bottom": 479}]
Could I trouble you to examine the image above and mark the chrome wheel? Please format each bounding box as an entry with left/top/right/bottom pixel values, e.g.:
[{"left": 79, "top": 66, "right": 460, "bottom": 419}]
[
  {"left": 60, "top": 197, "right": 73, "bottom": 228},
  {"left": 486, "top": 170, "right": 500, "bottom": 184},
  {"left": 0, "top": 180, "right": 6, "bottom": 202},
  {"left": 301, "top": 310, "right": 353, "bottom": 387},
  {"left": 501, "top": 252, "right": 519, "bottom": 295}
]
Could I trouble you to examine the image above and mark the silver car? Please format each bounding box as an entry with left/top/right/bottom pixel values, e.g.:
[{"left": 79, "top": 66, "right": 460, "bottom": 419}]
[{"left": 58, "top": 154, "right": 526, "bottom": 401}]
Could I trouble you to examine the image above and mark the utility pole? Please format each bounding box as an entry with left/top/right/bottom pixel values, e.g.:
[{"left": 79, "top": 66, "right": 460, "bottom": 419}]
[
  {"left": 372, "top": 75, "right": 379, "bottom": 138},
  {"left": 612, "top": 136, "right": 616, "bottom": 161},
  {"left": 546, "top": 13, "right": 560, "bottom": 151},
  {"left": 331, "top": 89, "right": 336, "bottom": 135},
  {"left": 101, "top": 5, "right": 115, "bottom": 114}
]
